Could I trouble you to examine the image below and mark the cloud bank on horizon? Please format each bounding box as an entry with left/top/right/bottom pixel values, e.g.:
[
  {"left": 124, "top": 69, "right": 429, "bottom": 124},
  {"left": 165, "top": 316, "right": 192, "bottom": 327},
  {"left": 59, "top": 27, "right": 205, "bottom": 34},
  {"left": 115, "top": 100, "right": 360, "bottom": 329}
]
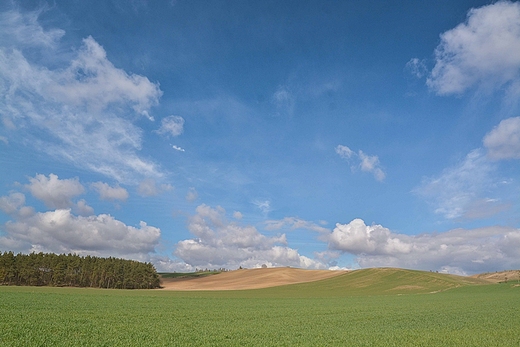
[{"left": 1, "top": 1, "right": 520, "bottom": 275}]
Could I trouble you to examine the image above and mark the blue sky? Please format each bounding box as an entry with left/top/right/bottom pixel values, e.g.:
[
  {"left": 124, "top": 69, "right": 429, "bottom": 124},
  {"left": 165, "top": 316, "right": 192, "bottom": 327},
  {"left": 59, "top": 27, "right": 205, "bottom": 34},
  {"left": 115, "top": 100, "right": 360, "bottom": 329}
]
[{"left": 1, "top": 0, "right": 520, "bottom": 275}]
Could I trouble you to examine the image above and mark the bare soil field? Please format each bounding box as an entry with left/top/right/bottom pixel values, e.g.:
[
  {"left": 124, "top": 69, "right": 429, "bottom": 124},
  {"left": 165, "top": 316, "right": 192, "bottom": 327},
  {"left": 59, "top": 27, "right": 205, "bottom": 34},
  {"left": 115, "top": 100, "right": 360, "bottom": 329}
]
[
  {"left": 471, "top": 270, "right": 520, "bottom": 283},
  {"left": 159, "top": 267, "right": 346, "bottom": 290}
]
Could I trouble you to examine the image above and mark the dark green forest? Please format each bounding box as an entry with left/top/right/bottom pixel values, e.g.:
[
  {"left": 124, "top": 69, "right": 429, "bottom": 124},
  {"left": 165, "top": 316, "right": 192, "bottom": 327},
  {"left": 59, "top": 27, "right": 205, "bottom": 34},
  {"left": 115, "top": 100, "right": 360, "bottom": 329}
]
[{"left": 0, "top": 252, "right": 160, "bottom": 289}]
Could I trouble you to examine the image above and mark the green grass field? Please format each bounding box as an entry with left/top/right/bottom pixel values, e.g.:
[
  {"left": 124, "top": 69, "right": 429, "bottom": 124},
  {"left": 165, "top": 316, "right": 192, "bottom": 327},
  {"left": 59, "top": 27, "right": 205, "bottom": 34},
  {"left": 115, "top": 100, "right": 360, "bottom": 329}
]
[{"left": 1, "top": 269, "right": 519, "bottom": 346}]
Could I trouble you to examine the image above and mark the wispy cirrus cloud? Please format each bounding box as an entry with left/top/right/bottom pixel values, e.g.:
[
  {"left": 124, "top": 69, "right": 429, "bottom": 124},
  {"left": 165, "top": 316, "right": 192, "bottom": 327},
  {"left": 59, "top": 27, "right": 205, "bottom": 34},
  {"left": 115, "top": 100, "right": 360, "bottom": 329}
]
[
  {"left": 335, "top": 145, "right": 385, "bottom": 181},
  {"left": 0, "top": 8, "right": 64, "bottom": 49},
  {"left": 156, "top": 115, "right": 185, "bottom": 137},
  {"left": 414, "top": 149, "right": 497, "bottom": 220},
  {"left": 0, "top": 9, "right": 164, "bottom": 184},
  {"left": 252, "top": 199, "right": 272, "bottom": 216},
  {"left": 415, "top": 115, "right": 520, "bottom": 221},
  {"left": 264, "top": 216, "right": 329, "bottom": 234}
]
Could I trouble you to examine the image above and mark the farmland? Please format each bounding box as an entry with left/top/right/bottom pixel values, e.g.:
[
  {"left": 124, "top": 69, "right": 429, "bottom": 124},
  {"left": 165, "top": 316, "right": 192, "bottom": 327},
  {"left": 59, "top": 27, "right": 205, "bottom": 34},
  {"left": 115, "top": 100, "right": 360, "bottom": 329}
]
[{"left": 1, "top": 268, "right": 519, "bottom": 346}]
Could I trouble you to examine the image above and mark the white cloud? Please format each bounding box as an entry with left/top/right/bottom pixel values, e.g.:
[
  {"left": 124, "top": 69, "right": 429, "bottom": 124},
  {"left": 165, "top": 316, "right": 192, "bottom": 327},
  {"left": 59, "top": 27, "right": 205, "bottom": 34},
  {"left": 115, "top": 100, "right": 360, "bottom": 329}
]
[
  {"left": 414, "top": 149, "right": 498, "bottom": 219},
  {"left": 327, "top": 218, "right": 520, "bottom": 274},
  {"left": 0, "top": 9, "right": 65, "bottom": 49},
  {"left": 252, "top": 199, "right": 272, "bottom": 216},
  {"left": 26, "top": 173, "right": 85, "bottom": 209},
  {"left": 358, "top": 150, "right": 386, "bottom": 181},
  {"left": 329, "top": 219, "right": 411, "bottom": 255},
  {"left": 174, "top": 204, "right": 326, "bottom": 269},
  {"left": 335, "top": 145, "right": 354, "bottom": 159},
  {"left": 1, "top": 208, "right": 160, "bottom": 258},
  {"left": 75, "top": 199, "right": 94, "bottom": 216},
  {"left": 427, "top": 1, "right": 520, "bottom": 96},
  {"left": 138, "top": 179, "right": 158, "bottom": 197},
  {"left": 264, "top": 217, "right": 330, "bottom": 234},
  {"left": 156, "top": 115, "right": 184, "bottom": 137},
  {"left": 150, "top": 255, "right": 196, "bottom": 273},
  {"left": 405, "top": 58, "right": 428, "bottom": 78},
  {"left": 137, "top": 178, "right": 173, "bottom": 197},
  {"left": 336, "top": 145, "right": 386, "bottom": 181},
  {"left": 483, "top": 116, "right": 520, "bottom": 160},
  {"left": 329, "top": 219, "right": 520, "bottom": 274},
  {"left": 48, "top": 36, "right": 161, "bottom": 117},
  {"left": 416, "top": 116, "right": 520, "bottom": 220},
  {"left": 0, "top": 192, "right": 26, "bottom": 215},
  {"left": 91, "top": 182, "right": 129, "bottom": 202},
  {"left": 0, "top": 9, "right": 163, "bottom": 183},
  {"left": 232, "top": 211, "right": 243, "bottom": 220},
  {"left": 172, "top": 145, "right": 185, "bottom": 152},
  {"left": 185, "top": 187, "right": 198, "bottom": 202},
  {"left": 272, "top": 85, "right": 295, "bottom": 117}
]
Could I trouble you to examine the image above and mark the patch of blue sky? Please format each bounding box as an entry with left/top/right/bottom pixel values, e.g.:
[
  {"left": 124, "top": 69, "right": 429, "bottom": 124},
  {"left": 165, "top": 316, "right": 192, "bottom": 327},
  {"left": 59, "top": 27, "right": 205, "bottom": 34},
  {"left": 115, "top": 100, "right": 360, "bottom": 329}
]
[{"left": 1, "top": 0, "right": 519, "bottom": 274}]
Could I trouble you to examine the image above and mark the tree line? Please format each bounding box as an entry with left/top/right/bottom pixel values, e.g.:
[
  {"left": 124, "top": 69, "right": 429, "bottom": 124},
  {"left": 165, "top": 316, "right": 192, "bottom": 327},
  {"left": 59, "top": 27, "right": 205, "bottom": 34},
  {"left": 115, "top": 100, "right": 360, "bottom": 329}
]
[{"left": 0, "top": 251, "right": 160, "bottom": 289}]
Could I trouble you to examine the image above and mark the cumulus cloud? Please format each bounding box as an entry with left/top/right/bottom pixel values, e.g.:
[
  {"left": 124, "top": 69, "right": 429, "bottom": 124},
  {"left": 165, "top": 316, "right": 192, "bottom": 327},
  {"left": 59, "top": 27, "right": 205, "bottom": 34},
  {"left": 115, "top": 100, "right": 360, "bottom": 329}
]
[
  {"left": 326, "top": 218, "right": 520, "bottom": 275},
  {"left": 0, "top": 9, "right": 163, "bottom": 183},
  {"left": 172, "top": 145, "right": 185, "bottom": 152},
  {"left": 329, "top": 219, "right": 411, "bottom": 255},
  {"left": 150, "top": 255, "right": 196, "bottom": 273},
  {"left": 483, "top": 116, "right": 520, "bottom": 160},
  {"left": 91, "top": 182, "right": 129, "bottom": 202},
  {"left": 0, "top": 176, "right": 161, "bottom": 261},
  {"left": 1, "top": 209, "right": 160, "bottom": 257},
  {"left": 335, "top": 145, "right": 386, "bottom": 181},
  {"left": 75, "top": 199, "right": 94, "bottom": 216},
  {"left": 0, "top": 192, "right": 27, "bottom": 216},
  {"left": 427, "top": 1, "right": 520, "bottom": 96},
  {"left": 174, "top": 204, "right": 325, "bottom": 269},
  {"left": 156, "top": 115, "right": 185, "bottom": 137},
  {"left": 26, "top": 174, "right": 84, "bottom": 209}
]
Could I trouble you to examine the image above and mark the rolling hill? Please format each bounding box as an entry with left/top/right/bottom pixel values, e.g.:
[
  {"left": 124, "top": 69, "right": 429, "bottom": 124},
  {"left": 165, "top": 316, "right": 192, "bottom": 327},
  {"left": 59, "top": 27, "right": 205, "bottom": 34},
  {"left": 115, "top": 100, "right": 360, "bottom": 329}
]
[{"left": 159, "top": 267, "right": 493, "bottom": 295}]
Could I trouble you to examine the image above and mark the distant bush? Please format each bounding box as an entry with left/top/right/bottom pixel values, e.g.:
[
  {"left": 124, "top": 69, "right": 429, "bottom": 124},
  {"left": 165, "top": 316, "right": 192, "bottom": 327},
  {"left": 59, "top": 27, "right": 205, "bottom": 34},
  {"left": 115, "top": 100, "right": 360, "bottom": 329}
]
[{"left": 0, "top": 251, "right": 160, "bottom": 289}]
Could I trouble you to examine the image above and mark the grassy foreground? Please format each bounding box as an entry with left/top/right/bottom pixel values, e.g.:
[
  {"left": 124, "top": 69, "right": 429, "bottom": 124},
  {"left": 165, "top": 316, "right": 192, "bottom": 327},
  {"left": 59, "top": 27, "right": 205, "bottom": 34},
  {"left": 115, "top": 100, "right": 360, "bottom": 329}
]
[{"left": 1, "top": 269, "right": 519, "bottom": 346}]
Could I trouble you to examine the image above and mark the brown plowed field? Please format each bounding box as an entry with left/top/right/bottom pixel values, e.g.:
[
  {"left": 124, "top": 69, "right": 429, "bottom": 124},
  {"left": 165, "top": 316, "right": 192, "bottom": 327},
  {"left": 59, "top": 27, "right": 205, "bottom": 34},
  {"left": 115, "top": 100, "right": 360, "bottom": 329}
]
[{"left": 160, "top": 267, "right": 346, "bottom": 290}]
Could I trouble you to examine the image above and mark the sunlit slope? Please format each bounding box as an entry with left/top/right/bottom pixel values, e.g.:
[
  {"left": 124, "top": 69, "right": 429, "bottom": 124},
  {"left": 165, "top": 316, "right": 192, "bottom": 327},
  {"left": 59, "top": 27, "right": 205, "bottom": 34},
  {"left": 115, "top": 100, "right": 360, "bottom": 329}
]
[
  {"left": 160, "top": 267, "right": 343, "bottom": 290},
  {"left": 254, "top": 267, "right": 491, "bottom": 297},
  {"left": 471, "top": 270, "right": 520, "bottom": 283}
]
